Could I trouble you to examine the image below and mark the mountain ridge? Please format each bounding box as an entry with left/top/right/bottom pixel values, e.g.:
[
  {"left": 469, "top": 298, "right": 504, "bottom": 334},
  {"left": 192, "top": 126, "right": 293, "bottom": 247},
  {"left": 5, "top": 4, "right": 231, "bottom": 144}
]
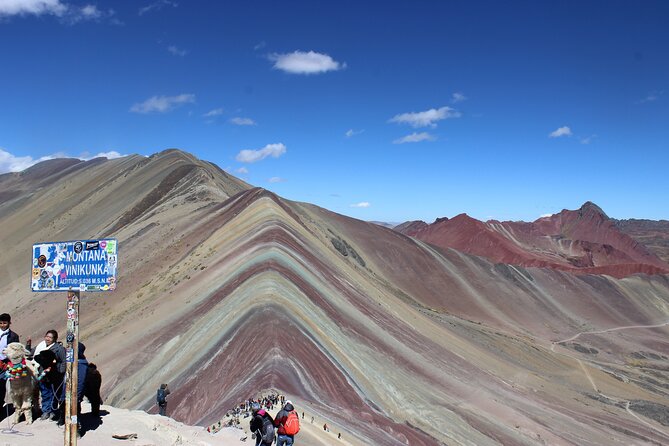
[
  {"left": 1, "top": 149, "right": 668, "bottom": 446},
  {"left": 396, "top": 202, "right": 669, "bottom": 278}
]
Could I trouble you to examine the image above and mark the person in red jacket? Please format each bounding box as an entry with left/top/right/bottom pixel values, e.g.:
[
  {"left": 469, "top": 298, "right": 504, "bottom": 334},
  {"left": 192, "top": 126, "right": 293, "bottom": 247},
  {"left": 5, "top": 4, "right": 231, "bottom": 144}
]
[{"left": 274, "top": 400, "right": 299, "bottom": 445}]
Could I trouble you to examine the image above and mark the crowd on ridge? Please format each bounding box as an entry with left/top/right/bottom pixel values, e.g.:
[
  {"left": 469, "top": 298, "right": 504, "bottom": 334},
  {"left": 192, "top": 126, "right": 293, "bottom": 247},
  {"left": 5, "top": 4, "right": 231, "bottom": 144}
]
[
  {"left": 0, "top": 312, "right": 102, "bottom": 428},
  {"left": 188, "top": 391, "right": 345, "bottom": 445}
]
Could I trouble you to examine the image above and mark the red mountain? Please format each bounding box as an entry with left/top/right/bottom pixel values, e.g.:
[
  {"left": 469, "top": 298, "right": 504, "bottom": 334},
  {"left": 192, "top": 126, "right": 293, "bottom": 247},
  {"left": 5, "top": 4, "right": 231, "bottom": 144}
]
[
  {"left": 398, "top": 202, "right": 669, "bottom": 278},
  {"left": 615, "top": 218, "right": 669, "bottom": 264}
]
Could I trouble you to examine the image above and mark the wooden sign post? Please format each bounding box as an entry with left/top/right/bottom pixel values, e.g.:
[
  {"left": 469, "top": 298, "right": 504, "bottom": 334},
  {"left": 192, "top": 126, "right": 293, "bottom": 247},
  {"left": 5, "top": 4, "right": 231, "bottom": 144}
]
[
  {"left": 30, "top": 239, "right": 118, "bottom": 446},
  {"left": 65, "top": 289, "right": 80, "bottom": 446}
]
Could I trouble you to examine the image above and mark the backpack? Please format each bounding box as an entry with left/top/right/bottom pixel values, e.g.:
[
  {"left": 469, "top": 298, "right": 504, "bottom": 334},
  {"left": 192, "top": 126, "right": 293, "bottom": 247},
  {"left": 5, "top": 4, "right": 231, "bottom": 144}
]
[
  {"left": 260, "top": 416, "right": 275, "bottom": 443},
  {"left": 157, "top": 388, "right": 167, "bottom": 405},
  {"left": 283, "top": 411, "right": 300, "bottom": 435}
]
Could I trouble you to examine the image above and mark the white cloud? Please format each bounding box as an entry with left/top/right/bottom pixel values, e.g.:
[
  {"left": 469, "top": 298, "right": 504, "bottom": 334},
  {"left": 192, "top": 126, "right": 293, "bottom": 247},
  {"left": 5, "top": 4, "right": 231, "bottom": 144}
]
[
  {"left": 451, "top": 92, "right": 467, "bottom": 103},
  {"left": 236, "top": 167, "right": 248, "bottom": 174},
  {"left": 393, "top": 132, "right": 436, "bottom": 144},
  {"left": 230, "top": 117, "right": 256, "bottom": 126},
  {"left": 0, "top": 147, "right": 127, "bottom": 174},
  {"left": 65, "top": 4, "right": 116, "bottom": 24},
  {"left": 0, "top": 1, "right": 114, "bottom": 22},
  {"left": 539, "top": 213, "right": 553, "bottom": 218},
  {"left": 389, "top": 106, "right": 461, "bottom": 128},
  {"left": 638, "top": 90, "right": 663, "bottom": 104},
  {"left": 254, "top": 41, "right": 266, "bottom": 51},
  {"left": 203, "top": 108, "right": 224, "bottom": 117},
  {"left": 549, "top": 126, "right": 572, "bottom": 138},
  {"left": 350, "top": 202, "right": 371, "bottom": 208},
  {"left": 269, "top": 50, "right": 345, "bottom": 74},
  {"left": 80, "top": 4, "right": 100, "bottom": 18},
  {"left": 0, "top": 0, "right": 67, "bottom": 17},
  {"left": 167, "top": 45, "right": 187, "bottom": 56},
  {"left": 236, "top": 143, "right": 286, "bottom": 163},
  {"left": 139, "top": 0, "right": 177, "bottom": 16},
  {"left": 86, "top": 151, "right": 125, "bottom": 160},
  {"left": 130, "top": 94, "right": 195, "bottom": 113},
  {"left": 580, "top": 134, "right": 597, "bottom": 144},
  {"left": 345, "top": 129, "right": 364, "bottom": 138},
  {"left": 0, "top": 148, "right": 47, "bottom": 173},
  {"left": 268, "top": 177, "right": 286, "bottom": 183}
]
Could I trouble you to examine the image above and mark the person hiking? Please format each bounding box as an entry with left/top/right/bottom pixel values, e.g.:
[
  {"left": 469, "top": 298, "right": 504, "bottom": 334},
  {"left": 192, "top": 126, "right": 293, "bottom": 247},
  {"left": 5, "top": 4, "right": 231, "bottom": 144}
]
[
  {"left": 0, "top": 313, "right": 20, "bottom": 421},
  {"left": 274, "top": 400, "right": 300, "bottom": 445},
  {"left": 77, "top": 342, "right": 89, "bottom": 417},
  {"left": 249, "top": 402, "right": 275, "bottom": 446},
  {"left": 27, "top": 329, "right": 66, "bottom": 420},
  {"left": 157, "top": 383, "right": 170, "bottom": 416},
  {"left": 84, "top": 363, "right": 102, "bottom": 416}
]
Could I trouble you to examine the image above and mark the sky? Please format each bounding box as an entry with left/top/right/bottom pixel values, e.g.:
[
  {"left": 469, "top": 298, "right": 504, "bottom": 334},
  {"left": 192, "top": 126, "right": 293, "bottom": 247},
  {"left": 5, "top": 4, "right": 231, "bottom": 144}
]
[{"left": 1, "top": 0, "right": 668, "bottom": 223}]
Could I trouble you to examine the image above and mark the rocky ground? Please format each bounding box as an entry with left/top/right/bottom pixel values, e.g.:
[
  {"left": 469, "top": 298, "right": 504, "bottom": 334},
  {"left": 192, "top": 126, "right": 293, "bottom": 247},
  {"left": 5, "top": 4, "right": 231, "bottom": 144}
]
[{"left": 0, "top": 402, "right": 358, "bottom": 446}]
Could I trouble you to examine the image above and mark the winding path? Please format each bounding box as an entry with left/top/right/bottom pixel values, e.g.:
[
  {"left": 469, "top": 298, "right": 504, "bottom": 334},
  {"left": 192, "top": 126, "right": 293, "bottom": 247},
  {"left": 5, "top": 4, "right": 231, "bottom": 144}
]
[
  {"left": 550, "top": 320, "right": 669, "bottom": 352},
  {"left": 548, "top": 320, "right": 669, "bottom": 440}
]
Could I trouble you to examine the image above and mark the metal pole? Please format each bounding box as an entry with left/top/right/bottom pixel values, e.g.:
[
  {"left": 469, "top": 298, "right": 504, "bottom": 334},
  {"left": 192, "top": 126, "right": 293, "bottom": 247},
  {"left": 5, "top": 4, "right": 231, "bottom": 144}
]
[{"left": 65, "top": 289, "right": 80, "bottom": 446}]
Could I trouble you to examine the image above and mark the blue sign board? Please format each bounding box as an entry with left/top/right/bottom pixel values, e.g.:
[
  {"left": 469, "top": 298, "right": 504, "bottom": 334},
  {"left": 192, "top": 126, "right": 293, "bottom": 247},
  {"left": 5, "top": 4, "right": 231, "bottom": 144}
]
[{"left": 31, "top": 239, "right": 118, "bottom": 292}]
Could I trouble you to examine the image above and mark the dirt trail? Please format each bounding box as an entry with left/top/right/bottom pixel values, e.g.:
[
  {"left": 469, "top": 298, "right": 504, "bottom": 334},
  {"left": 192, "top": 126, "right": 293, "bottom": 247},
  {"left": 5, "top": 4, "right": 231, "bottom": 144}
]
[
  {"left": 550, "top": 320, "right": 669, "bottom": 352},
  {"left": 547, "top": 320, "right": 669, "bottom": 440}
]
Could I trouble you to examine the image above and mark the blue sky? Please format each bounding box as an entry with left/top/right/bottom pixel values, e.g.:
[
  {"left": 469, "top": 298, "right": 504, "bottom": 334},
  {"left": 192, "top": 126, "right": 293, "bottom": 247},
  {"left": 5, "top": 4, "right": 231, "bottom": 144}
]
[{"left": 1, "top": 0, "right": 667, "bottom": 223}]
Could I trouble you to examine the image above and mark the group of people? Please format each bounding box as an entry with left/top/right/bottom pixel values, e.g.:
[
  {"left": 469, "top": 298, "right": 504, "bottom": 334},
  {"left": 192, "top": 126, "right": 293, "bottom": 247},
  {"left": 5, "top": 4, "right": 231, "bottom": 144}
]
[
  {"left": 250, "top": 399, "right": 300, "bottom": 446},
  {"left": 0, "top": 312, "right": 102, "bottom": 424},
  {"left": 205, "top": 392, "right": 348, "bottom": 444}
]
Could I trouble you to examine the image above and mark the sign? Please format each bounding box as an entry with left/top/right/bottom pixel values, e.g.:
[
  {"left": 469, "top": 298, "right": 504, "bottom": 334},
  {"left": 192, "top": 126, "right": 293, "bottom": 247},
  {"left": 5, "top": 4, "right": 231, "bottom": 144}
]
[{"left": 31, "top": 239, "right": 118, "bottom": 292}]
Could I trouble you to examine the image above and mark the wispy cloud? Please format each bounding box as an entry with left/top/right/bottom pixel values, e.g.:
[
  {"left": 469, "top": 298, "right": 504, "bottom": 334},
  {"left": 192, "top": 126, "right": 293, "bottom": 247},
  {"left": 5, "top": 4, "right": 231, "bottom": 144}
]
[
  {"left": 0, "top": 1, "right": 115, "bottom": 23},
  {"left": 451, "top": 92, "right": 467, "bottom": 103},
  {"left": 345, "top": 129, "right": 364, "bottom": 138},
  {"left": 0, "top": 0, "right": 68, "bottom": 17},
  {"left": 0, "top": 147, "right": 126, "bottom": 174},
  {"left": 350, "top": 202, "right": 371, "bottom": 208},
  {"left": 139, "top": 0, "right": 177, "bottom": 16},
  {"left": 203, "top": 108, "right": 224, "bottom": 117},
  {"left": 637, "top": 90, "right": 664, "bottom": 104},
  {"left": 254, "top": 41, "right": 266, "bottom": 51},
  {"left": 269, "top": 50, "right": 346, "bottom": 75},
  {"left": 549, "top": 126, "right": 572, "bottom": 138},
  {"left": 268, "top": 176, "right": 286, "bottom": 183},
  {"left": 580, "top": 134, "right": 597, "bottom": 144},
  {"left": 389, "top": 106, "right": 461, "bottom": 128},
  {"left": 130, "top": 94, "right": 195, "bottom": 114},
  {"left": 82, "top": 151, "right": 126, "bottom": 160},
  {"left": 167, "top": 45, "right": 187, "bottom": 56},
  {"left": 230, "top": 117, "right": 257, "bottom": 126},
  {"left": 236, "top": 143, "right": 286, "bottom": 163},
  {"left": 393, "top": 132, "right": 436, "bottom": 144},
  {"left": 236, "top": 167, "right": 248, "bottom": 174}
]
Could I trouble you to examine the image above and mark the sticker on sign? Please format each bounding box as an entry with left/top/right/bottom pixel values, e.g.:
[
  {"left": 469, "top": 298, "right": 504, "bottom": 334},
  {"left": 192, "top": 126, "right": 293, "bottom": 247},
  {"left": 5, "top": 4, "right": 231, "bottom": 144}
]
[{"left": 31, "top": 239, "right": 118, "bottom": 292}]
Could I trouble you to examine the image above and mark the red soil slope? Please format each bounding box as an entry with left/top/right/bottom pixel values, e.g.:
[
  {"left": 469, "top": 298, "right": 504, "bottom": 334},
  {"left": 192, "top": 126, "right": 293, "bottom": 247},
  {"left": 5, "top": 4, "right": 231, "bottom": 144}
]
[{"left": 398, "top": 202, "right": 669, "bottom": 278}]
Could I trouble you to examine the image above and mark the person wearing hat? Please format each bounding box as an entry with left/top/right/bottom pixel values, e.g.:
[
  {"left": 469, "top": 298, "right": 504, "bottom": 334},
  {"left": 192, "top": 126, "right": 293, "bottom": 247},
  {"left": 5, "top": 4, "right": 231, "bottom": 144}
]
[
  {"left": 0, "top": 313, "right": 20, "bottom": 419},
  {"left": 274, "top": 400, "right": 299, "bottom": 445}
]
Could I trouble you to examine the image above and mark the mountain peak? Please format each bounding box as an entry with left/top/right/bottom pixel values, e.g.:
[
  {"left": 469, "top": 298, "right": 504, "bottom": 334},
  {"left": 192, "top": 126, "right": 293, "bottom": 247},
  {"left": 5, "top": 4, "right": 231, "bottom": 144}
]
[{"left": 578, "top": 201, "right": 608, "bottom": 218}]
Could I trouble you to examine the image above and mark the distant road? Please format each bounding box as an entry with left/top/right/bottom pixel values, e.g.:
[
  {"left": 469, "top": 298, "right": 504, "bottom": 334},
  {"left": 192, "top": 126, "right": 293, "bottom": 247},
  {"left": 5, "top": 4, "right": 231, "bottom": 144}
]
[
  {"left": 551, "top": 320, "right": 669, "bottom": 351},
  {"left": 549, "top": 320, "right": 669, "bottom": 440}
]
